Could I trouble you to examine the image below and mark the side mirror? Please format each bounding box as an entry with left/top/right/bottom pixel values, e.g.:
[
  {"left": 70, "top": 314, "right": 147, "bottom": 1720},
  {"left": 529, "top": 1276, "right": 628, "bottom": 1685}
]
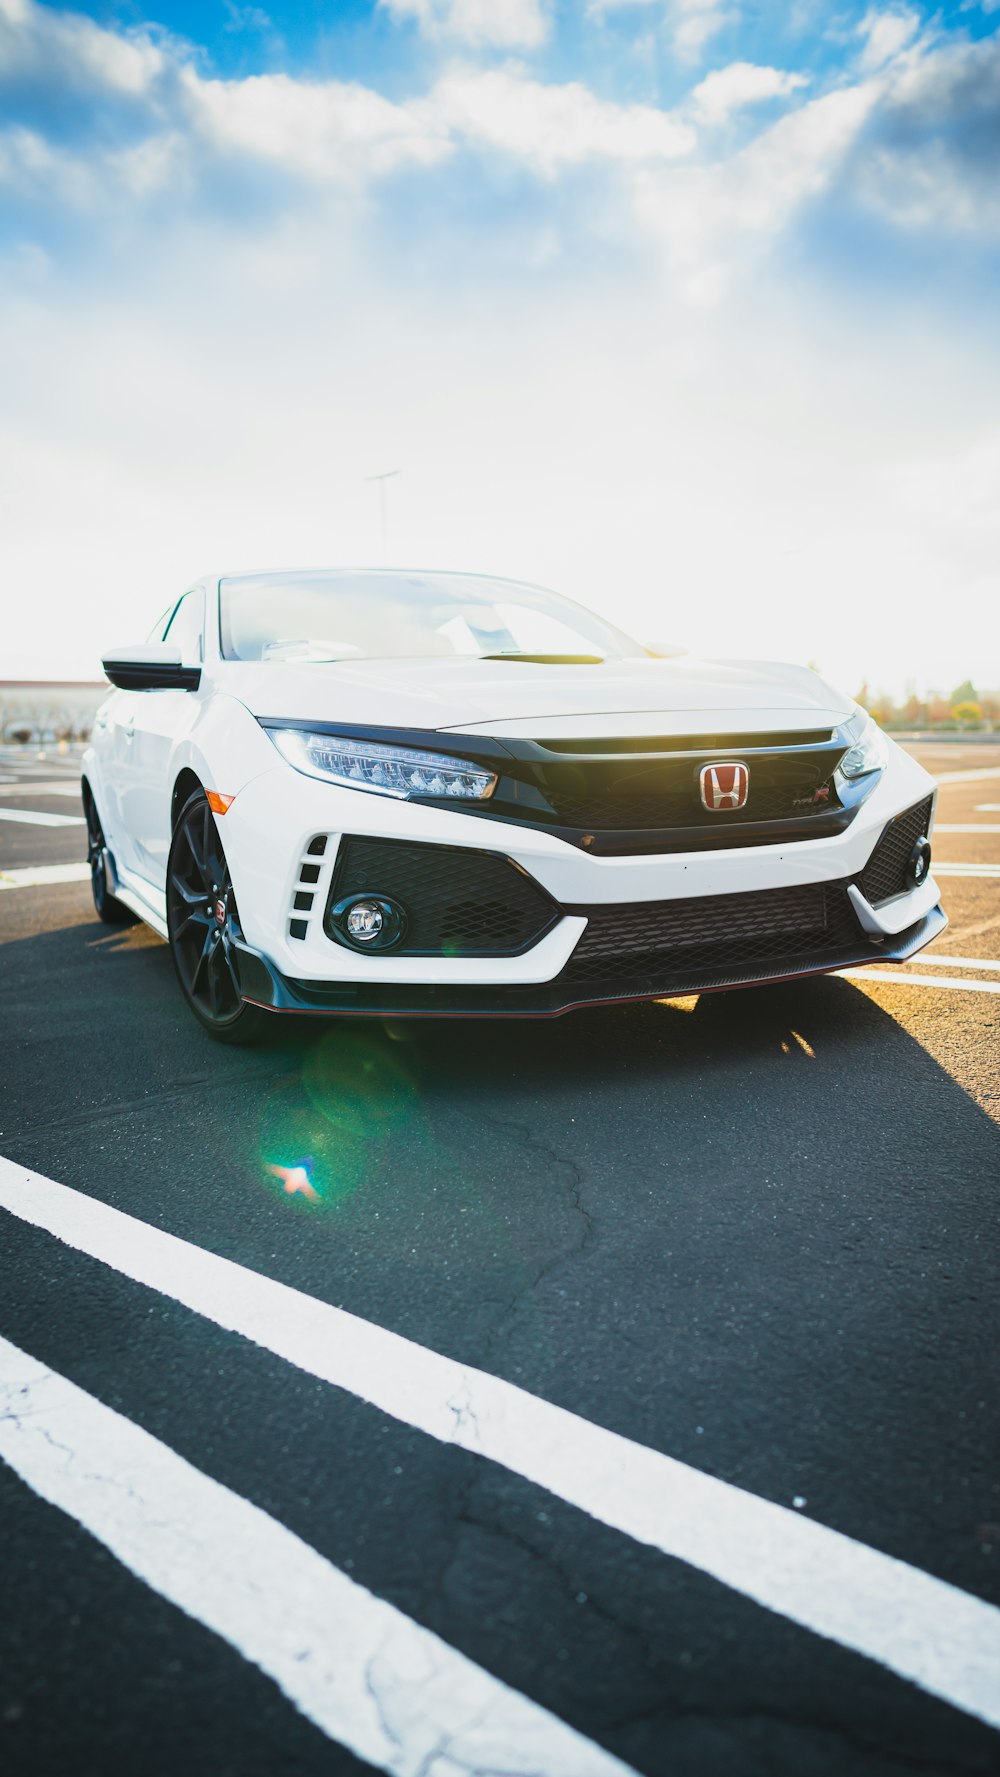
[
  {"left": 644, "top": 640, "right": 688, "bottom": 659},
  {"left": 102, "top": 643, "right": 201, "bottom": 692}
]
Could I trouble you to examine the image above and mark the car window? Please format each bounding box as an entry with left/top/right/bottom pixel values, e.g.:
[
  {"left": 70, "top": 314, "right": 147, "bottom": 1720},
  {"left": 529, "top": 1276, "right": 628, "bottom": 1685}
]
[
  {"left": 219, "top": 571, "right": 643, "bottom": 664},
  {"left": 147, "top": 605, "right": 177, "bottom": 642},
  {"left": 163, "top": 590, "right": 204, "bottom": 663}
]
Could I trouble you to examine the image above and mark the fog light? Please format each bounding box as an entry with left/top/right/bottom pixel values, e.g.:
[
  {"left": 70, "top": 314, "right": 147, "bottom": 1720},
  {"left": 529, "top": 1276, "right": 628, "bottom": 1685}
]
[
  {"left": 346, "top": 901, "right": 383, "bottom": 942},
  {"left": 907, "top": 837, "right": 931, "bottom": 888},
  {"left": 329, "top": 894, "right": 406, "bottom": 952}
]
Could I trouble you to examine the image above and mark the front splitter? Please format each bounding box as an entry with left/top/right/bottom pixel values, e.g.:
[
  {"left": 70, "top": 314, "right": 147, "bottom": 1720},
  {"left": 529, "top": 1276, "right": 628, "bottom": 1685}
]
[{"left": 232, "top": 903, "right": 947, "bottom": 1021}]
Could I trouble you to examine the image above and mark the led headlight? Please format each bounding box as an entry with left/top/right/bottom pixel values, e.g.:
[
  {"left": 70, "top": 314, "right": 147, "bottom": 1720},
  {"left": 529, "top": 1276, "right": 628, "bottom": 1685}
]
[
  {"left": 837, "top": 716, "right": 889, "bottom": 780},
  {"left": 268, "top": 728, "right": 497, "bottom": 801}
]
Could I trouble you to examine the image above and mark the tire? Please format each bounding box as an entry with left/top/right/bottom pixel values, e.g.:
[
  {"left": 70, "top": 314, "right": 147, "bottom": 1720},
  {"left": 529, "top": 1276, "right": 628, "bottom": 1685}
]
[
  {"left": 84, "top": 789, "right": 137, "bottom": 926},
  {"left": 166, "top": 788, "right": 271, "bottom": 1044}
]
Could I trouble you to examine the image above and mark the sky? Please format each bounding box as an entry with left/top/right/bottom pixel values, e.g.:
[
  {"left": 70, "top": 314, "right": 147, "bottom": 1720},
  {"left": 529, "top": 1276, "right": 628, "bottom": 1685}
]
[{"left": 1, "top": 0, "right": 998, "bottom": 698}]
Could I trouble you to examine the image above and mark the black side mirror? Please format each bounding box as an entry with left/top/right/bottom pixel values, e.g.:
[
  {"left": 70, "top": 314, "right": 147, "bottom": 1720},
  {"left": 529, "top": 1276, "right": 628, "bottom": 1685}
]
[{"left": 102, "top": 643, "right": 201, "bottom": 691}]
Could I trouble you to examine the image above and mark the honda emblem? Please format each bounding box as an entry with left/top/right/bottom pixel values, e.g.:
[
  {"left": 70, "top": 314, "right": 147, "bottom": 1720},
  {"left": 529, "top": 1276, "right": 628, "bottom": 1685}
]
[{"left": 699, "top": 761, "right": 749, "bottom": 812}]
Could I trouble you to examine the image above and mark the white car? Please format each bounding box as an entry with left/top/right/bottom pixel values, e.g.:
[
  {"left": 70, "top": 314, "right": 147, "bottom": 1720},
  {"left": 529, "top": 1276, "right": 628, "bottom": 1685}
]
[{"left": 83, "top": 568, "right": 945, "bottom": 1043}]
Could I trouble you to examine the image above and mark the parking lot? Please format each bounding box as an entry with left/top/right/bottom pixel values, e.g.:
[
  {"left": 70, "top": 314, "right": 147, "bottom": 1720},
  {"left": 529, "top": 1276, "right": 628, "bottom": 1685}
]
[{"left": 1, "top": 740, "right": 998, "bottom": 1776}]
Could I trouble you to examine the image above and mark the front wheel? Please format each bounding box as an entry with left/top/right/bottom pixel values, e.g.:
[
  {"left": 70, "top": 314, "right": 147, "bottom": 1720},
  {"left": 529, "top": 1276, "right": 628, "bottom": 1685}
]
[
  {"left": 166, "top": 789, "right": 270, "bottom": 1044},
  {"left": 85, "top": 791, "right": 136, "bottom": 926}
]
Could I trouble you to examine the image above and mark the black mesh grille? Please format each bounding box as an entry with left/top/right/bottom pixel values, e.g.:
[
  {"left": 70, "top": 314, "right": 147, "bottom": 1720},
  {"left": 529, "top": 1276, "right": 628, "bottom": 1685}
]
[
  {"left": 519, "top": 751, "right": 841, "bottom": 833},
  {"left": 327, "top": 836, "right": 558, "bottom": 957},
  {"left": 858, "top": 799, "right": 933, "bottom": 906},
  {"left": 564, "top": 881, "right": 862, "bottom": 983}
]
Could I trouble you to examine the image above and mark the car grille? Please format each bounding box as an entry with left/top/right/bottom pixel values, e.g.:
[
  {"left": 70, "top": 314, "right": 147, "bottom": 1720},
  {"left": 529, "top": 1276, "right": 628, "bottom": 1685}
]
[
  {"left": 858, "top": 798, "right": 934, "bottom": 906},
  {"left": 562, "top": 880, "right": 861, "bottom": 983},
  {"left": 326, "top": 835, "right": 558, "bottom": 957},
  {"left": 449, "top": 733, "right": 849, "bottom": 852}
]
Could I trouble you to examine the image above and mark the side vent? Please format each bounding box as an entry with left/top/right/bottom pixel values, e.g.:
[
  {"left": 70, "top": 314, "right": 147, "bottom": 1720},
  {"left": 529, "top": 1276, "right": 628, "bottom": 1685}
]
[{"left": 288, "top": 835, "right": 332, "bottom": 941}]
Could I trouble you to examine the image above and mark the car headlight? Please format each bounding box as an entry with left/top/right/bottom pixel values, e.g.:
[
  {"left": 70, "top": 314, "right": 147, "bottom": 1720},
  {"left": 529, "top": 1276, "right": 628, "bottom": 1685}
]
[
  {"left": 267, "top": 727, "right": 498, "bottom": 801},
  {"left": 837, "top": 716, "right": 889, "bottom": 780}
]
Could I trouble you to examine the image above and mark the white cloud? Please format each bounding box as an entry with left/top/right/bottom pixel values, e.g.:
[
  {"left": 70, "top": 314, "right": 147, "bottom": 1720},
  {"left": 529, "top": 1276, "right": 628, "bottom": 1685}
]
[
  {"left": 182, "top": 69, "right": 451, "bottom": 185},
  {"left": 0, "top": 0, "right": 166, "bottom": 98},
  {"left": 690, "top": 61, "right": 810, "bottom": 125},
  {"left": 433, "top": 66, "right": 694, "bottom": 173},
  {"left": 378, "top": 0, "right": 550, "bottom": 51},
  {"left": 634, "top": 80, "right": 882, "bottom": 301},
  {"left": 857, "top": 5, "right": 920, "bottom": 73},
  {"left": 672, "top": 0, "right": 735, "bottom": 60}
]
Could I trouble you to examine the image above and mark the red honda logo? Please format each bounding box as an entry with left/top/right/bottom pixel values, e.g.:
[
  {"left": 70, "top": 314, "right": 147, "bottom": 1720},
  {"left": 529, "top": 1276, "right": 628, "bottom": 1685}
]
[{"left": 699, "top": 761, "right": 749, "bottom": 812}]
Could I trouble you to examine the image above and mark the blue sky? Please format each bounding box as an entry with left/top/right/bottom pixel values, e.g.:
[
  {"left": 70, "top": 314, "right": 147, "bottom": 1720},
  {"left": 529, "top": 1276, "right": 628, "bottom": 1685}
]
[{"left": 1, "top": 0, "right": 999, "bottom": 690}]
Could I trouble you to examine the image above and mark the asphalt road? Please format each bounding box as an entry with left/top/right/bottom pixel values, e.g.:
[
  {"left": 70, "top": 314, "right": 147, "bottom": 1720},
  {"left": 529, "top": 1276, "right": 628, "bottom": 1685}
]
[{"left": 1, "top": 740, "right": 998, "bottom": 1777}]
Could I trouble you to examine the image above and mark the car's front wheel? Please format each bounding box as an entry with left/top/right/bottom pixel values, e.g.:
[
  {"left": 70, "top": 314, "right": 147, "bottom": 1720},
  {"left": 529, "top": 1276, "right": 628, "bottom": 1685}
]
[
  {"left": 166, "top": 789, "right": 270, "bottom": 1044},
  {"left": 84, "top": 790, "right": 137, "bottom": 926}
]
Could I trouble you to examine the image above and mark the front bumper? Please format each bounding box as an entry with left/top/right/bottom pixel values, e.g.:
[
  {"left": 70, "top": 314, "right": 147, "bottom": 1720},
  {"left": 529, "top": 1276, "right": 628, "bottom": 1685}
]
[
  {"left": 218, "top": 740, "right": 946, "bottom": 1019},
  {"left": 233, "top": 902, "right": 947, "bottom": 1019}
]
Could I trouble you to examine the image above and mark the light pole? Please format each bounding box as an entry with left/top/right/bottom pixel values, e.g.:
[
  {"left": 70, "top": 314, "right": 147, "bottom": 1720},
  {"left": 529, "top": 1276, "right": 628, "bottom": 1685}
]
[{"left": 365, "top": 469, "right": 400, "bottom": 563}]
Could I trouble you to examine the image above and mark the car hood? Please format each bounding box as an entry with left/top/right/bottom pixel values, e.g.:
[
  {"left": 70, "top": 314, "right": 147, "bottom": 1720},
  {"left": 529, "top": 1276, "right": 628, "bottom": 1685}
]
[{"left": 221, "top": 655, "right": 854, "bottom": 741}]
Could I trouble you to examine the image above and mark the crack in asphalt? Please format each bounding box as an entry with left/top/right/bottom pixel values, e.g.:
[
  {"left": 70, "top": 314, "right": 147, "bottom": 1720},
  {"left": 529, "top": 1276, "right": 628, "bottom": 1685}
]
[{"left": 464, "top": 1106, "right": 599, "bottom": 1369}]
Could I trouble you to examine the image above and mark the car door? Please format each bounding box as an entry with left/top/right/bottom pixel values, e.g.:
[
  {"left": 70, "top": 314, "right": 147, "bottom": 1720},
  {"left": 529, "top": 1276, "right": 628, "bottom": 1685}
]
[
  {"left": 93, "top": 688, "right": 139, "bottom": 871},
  {"left": 124, "top": 589, "right": 205, "bottom": 886}
]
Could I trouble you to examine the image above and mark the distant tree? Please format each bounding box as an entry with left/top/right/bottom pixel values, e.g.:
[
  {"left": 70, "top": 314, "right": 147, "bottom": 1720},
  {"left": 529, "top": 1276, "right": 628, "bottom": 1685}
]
[
  {"left": 952, "top": 699, "right": 983, "bottom": 728},
  {"left": 903, "top": 694, "right": 926, "bottom": 727},
  {"left": 928, "top": 697, "right": 952, "bottom": 726},
  {"left": 853, "top": 681, "right": 870, "bottom": 711},
  {"left": 951, "top": 678, "right": 978, "bottom": 706}
]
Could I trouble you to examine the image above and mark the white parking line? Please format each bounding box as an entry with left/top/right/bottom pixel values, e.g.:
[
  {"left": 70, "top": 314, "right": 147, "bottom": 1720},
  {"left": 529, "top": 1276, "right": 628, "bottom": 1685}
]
[
  {"left": 905, "top": 954, "right": 1000, "bottom": 972},
  {"left": 840, "top": 970, "right": 1000, "bottom": 995},
  {"left": 0, "top": 782, "right": 83, "bottom": 797},
  {"left": 0, "top": 807, "right": 85, "bottom": 827},
  {"left": 934, "top": 824, "right": 1000, "bottom": 835},
  {"left": 1, "top": 1158, "right": 998, "bottom": 1732},
  {"left": 975, "top": 805, "right": 1000, "bottom": 813},
  {"left": 932, "top": 766, "right": 1000, "bottom": 785},
  {"left": 0, "top": 863, "right": 90, "bottom": 890},
  {"left": 931, "top": 863, "right": 1000, "bottom": 878},
  {"left": 0, "top": 1336, "right": 630, "bottom": 1777}
]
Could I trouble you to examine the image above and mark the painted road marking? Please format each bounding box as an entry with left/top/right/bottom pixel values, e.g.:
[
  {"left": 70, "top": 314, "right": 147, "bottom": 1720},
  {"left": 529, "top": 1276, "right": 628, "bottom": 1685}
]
[
  {"left": 840, "top": 970, "right": 1000, "bottom": 995},
  {"left": 1, "top": 1159, "right": 999, "bottom": 1732},
  {"left": 932, "top": 863, "right": 1000, "bottom": 878},
  {"left": 933, "top": 766, "right": 1000, "bottom": 785},
  {"left": 0, "top": 1336, "right": 630, "bottom": 1777},
  {"left": 935, "top": 824, "right": 1000, "bottom": 834},
  {"left": 0, "top": 863, "right": 90, "bottom": 890},
  {"left": 975, "top": 804, "right": 1000, "bottom": 813},
  {"left": 906, "top": 955, "right": 1000, "bottom": 972},
  {"left": 0, "top": 782, "right": 83, "bottom": 797},
  {"left": 0, "top": 807, "right": 85, "bottom": 827}
]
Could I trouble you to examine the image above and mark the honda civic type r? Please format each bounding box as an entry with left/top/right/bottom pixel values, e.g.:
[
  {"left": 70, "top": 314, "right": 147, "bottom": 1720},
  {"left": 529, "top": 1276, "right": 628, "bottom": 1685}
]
[{"left": 83, "top": 568, "right": 945, "bottom": 1043}]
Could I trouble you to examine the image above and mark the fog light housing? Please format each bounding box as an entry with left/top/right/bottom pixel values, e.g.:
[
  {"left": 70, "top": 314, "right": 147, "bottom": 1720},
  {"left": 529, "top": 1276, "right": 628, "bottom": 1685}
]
[
  {"left": 906, "top": 837, "right": 931, "bottom": 889},
  {"left": 329, "top": 894, "right": 406, "bottom": 952}
]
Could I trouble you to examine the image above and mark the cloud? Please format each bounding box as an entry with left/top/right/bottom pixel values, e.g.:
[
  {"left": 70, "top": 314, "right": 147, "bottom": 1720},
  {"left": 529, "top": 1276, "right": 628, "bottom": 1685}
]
[
  {"left": 857, "top": 5, "right": 921, "bottom": 73},
  {"left": 181, "top": 69, "right": 451, "bottom": 185},
  {"left": 0, "top": 0, "right": 166, "bottom": 99},
  {"left": 690, "top": 61, "right": 810, "bottom": 125},
  {"left": 672, "top": 0, "right": 736, "bottom": 60},
  {"left": 849, "top": 28, "right": 1000, "bottom": 233},
  {"left": 378, "top": 0, "right": 550, "bottom": 51},
  {"left": 634, "top": 80, "right": 882, "bottom": 301},
  {"left": 432, "top": 66, "right": 694, "bottom": 173}
]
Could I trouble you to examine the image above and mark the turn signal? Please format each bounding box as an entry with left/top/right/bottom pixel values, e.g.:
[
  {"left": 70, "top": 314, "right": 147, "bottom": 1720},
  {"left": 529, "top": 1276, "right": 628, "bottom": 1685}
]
[{"left": 206, "top": 791, "right": 235, "bottom": 815}]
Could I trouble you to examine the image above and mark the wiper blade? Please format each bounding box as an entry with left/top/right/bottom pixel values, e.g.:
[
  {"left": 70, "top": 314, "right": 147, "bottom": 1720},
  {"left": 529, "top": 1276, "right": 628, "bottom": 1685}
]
[{"left": 479, "top": 652, "right": 605, "bottom": 665}]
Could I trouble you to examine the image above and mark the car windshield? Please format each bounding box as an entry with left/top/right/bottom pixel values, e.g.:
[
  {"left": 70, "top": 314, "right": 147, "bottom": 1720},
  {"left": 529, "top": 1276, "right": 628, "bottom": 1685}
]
[{"left": 218, "top": 570, "right": 644, "bottom": 664}]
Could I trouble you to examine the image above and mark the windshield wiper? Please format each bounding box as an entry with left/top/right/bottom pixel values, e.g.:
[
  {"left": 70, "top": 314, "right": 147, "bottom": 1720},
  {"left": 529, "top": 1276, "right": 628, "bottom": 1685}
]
[{"left": 479, "top": 652, "right": 605, "bottom": 665}]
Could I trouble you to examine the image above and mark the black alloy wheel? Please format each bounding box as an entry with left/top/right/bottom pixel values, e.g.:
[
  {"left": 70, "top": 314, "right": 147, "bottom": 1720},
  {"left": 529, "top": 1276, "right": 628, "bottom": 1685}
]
[
  {"left": 166, "top": 789, "right": 269, "bottom": 1043},
  {"left": 84, "top": 790, "right": 136, "bottom": 925}
]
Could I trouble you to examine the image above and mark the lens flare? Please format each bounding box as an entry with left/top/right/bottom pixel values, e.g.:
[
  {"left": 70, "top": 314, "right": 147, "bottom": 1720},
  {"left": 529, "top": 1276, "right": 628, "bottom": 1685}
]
[{"left": 265, "top": 1159, "right": 320, "bottom": 1202}]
